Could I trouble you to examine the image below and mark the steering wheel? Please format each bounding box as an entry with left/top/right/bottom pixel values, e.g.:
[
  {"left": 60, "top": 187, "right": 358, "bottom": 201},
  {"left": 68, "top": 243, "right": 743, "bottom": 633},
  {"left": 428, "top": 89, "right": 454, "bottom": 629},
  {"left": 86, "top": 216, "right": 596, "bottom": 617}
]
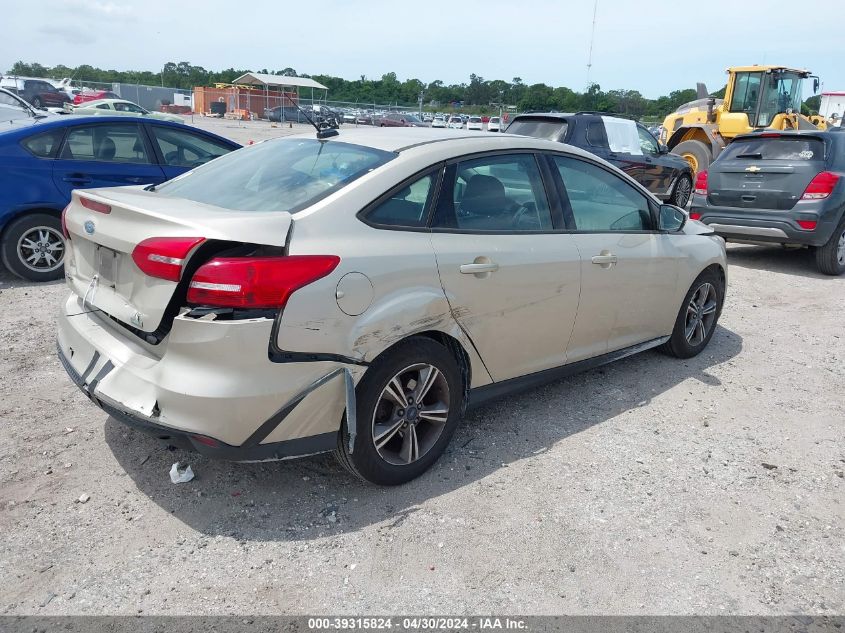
[{"left": 511, "top": 203, "right": 542, "bottom": 229}]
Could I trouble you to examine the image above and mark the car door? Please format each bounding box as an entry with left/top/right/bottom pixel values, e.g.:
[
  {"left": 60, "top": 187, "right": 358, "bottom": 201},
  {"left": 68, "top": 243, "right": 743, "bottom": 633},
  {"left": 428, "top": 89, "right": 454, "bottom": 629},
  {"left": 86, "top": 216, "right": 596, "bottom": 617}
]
[
  {"left": 146, "top": 123, "right": 237, "bottom": 180},
  {"left": 549, "top": 154, "right": 681, "bottom": 358},
  {"left": 429, "top": 152, "right": 581, "bottom": 381},
  {"left": 51, "top": 122, "right": 167, "bottom": 198},
  {"left": 637, "top": 124, "right": 672, "bottom": 195},
  {"left": 583, "top": 118, "right": 642, "bottom": 183}
]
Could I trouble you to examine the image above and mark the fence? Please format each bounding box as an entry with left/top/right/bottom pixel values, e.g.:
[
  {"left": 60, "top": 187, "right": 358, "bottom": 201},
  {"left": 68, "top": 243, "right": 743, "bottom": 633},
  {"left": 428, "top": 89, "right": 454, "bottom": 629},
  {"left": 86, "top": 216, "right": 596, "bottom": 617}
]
[{"left": 111, "top": 83, "right": 193, "bottom": 112}]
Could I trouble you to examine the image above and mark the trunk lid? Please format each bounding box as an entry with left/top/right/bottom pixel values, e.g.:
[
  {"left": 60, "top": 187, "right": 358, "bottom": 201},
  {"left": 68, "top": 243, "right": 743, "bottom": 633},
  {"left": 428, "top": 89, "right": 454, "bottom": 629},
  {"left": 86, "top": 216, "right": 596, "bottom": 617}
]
[
  {"left": 708, "top": 136, "right": 828, "bottom": 211},
  {"left": 63, "top": 187, "right": 292, "bottom": 334}
]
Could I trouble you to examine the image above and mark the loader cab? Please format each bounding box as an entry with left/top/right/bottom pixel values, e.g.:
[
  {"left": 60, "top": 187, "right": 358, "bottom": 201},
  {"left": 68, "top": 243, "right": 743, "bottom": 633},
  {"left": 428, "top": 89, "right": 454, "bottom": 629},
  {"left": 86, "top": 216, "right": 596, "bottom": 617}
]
[{"left": 726, "top": 68, "right": 810, "bottom": 128}]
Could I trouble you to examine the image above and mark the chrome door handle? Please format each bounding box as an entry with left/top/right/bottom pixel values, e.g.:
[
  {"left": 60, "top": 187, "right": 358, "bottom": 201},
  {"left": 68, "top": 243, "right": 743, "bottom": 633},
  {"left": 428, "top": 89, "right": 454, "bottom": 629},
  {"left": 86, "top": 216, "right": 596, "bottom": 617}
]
[
  {"left": 459, "top": 262, "right": 499, "bottom": 274},
  {"left": 591, "top": 254, "right": 618, "bottom": 266}
]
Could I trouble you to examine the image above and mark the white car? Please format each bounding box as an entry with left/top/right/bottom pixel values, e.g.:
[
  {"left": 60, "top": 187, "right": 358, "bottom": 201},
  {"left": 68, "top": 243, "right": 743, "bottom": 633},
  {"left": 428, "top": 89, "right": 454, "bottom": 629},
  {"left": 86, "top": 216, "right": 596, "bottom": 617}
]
[
  {"left": 447, "top": 116, "right": 463, "bottom": 129},
  {"left": 58, "top": 128, "right": 727, "bottom": 485},
  {"left": 488, "top": 116, "right": 501, "bottom": 132},
  {"left": 431, "top": 116, "right": 446, "bottom": 128},
  {"left": 467, "top": 116, "right": 483, "bottom": 131},
  {"left": 67, "top": 99, "right": 184, "bottom": 123}
]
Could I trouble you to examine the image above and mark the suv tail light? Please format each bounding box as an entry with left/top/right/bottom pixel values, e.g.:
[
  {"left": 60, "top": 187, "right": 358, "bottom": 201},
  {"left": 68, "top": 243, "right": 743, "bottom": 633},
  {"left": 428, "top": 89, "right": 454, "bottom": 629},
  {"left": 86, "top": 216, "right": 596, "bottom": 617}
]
[
  {"left": 689, "top": 211, "right": 702, "bottom": 220},
  {"left": 694, "top": 170, "right": 708, "bottom": 196},
  {"left": 801, "top": 171, "right": 840, "bottom": 200},
  {"left": 187, "top": 255, "right": 340, "bottom": 309},
  {"left": 131, "top": 237, "right": 205, "bottom": 281},
  {"left": 797, "top": 219, "right": 818, "bottom": 230}
]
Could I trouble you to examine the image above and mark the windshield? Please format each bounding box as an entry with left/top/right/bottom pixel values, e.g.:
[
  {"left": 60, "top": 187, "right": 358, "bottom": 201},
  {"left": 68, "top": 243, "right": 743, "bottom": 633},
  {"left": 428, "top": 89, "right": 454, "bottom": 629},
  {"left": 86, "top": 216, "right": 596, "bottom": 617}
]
[
  {"left": 155, "top": 138, "right": 395, "bottom": 213},
  {"left": 506, "top": 117, "right": 568, "bottom": 141},
  {"left": 403, "top": 114, "right": 422, "bottom": 123},
  {"left": 757, "top": 72, "right": 804, "bottom": 126}
]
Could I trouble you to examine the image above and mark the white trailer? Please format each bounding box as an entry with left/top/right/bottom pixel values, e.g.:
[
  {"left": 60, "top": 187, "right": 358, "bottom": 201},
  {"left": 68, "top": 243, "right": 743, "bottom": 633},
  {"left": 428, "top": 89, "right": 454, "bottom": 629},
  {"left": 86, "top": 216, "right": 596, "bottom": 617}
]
[{"left": 819, "top": 92, "right": 845, "bottom": 125}]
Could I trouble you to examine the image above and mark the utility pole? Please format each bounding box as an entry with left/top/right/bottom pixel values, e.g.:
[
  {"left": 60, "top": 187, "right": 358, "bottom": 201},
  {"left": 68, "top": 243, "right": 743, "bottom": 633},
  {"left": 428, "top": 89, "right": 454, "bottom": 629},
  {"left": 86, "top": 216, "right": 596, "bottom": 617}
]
[
  {"left": 586, "top": 0, "right": 598, "bottom": 86},
  {"left": 418, "top": 90, "right": 424, "bottom": 120}
]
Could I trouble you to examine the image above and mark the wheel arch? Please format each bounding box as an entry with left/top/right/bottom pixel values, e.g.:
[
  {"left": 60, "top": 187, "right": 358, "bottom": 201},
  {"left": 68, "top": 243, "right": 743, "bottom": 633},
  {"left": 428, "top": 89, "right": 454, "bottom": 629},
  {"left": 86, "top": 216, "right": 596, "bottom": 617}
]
[
  {"left": 365, "top": 329, "right": 477, "bottom": 411},
  {"left": 0, "top": 206, "right": 64, "bottom": 237},
  {"left": 667, "top": 125, "right": 724, "bottom": 157}
]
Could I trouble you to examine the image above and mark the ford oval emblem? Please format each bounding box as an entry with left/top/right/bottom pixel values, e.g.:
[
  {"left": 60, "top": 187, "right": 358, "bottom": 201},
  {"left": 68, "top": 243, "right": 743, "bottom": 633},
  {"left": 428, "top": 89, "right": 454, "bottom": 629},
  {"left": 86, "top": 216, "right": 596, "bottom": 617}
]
[{"left": 83, "top": 220, "right": 95, "bottom": 235}]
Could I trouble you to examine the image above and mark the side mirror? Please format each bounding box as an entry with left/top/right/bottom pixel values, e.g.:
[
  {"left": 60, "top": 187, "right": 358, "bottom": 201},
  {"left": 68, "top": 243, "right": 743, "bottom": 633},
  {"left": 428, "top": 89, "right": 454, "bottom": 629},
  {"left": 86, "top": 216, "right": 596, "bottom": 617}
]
[
  {"left": 659, "top": 143, "right": 669, "bottom": 154},
  {"left": 659, "top": 204, "right": 687, "bottom": 232}
]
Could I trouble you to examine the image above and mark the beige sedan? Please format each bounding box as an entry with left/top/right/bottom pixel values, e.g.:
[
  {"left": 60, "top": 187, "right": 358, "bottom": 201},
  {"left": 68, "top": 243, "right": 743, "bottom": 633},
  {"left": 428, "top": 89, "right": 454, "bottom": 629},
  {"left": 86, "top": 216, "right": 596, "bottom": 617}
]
[
  {"left": 66, "top": 99, "right": 183, "bottom": 123},
  {"left": 58, "top": 129, "right": 727, "bottom": 485}
]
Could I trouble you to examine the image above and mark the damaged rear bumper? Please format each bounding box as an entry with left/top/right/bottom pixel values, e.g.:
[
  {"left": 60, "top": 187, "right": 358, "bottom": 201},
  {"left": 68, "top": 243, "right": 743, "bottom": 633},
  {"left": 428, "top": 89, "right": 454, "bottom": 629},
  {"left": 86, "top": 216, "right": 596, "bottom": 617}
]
[
  {"left": 57, "top": 294, "right": 361, "bottom": 462},
  {"left": 58, "top": 344, "right": 336, "bottom": 460}
]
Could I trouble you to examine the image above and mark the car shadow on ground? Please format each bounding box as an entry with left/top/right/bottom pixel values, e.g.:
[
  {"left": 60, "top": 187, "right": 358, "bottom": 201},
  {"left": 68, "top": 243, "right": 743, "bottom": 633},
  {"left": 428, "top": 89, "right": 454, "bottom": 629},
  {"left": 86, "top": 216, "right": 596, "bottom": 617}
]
[
  {"left": 725, "top": 244, "right": 837, "bottom": 279},
  {"left": 104, "top": 324, "right": 743, "bottom": 542}
]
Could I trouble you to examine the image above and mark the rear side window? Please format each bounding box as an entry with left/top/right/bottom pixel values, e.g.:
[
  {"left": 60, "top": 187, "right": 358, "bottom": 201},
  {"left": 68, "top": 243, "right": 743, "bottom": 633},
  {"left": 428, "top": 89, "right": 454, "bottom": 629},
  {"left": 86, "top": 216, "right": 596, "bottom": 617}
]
[
  {"left": 156, "top": 138, "right": 395, "bottom": 213},
  {"left": 60, "top": 123, "right": 151, "bottom": 163},
  {"left": 363, "top": 171, "right": 437, "bottom": 228},
  {"left": 506, "top": 118, "right": 568, "bottom": 141},
  {"left": 721, "top": 137, "right": 825, "bottom": 161},
  {"left": 21, "top": 129, "right": 65, "bottom": 158},
  {"left": 585, "top": 121, "right": 607, "bottom": 147}
]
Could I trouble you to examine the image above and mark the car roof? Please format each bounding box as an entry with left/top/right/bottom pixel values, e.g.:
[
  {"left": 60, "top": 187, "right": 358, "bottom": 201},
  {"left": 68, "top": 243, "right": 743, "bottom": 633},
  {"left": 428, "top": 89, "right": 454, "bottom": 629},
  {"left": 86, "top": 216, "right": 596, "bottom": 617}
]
[
  {"left": 0, "top": 114, "right": 242, "bottom": 147},
  {"left": 281, "top": 127, "right": 604, "bottom": 163}
]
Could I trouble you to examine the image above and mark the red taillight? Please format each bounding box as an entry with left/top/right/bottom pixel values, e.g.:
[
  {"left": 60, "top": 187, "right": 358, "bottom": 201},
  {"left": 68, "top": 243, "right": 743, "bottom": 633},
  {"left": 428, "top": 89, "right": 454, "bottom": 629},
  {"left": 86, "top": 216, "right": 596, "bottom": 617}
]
[
  {"left": 131, "top": 237, "right": 205, "bottom": 281},
  {"left": 187, "top": 255, "right": 340, "bottom": 309},
  {"left": 80, "top": 197, "right": 111, "bottom": 214},
  {"left": 797, "top": 219, "right": 818, "bottom": 230},
  {"left": 801, "top": 172, "right": 840, "bottom": 200},
  {"left": 694, "top": 170, "right": 708, "bottom": 196},
  {"left": 689, "top": 211, "right": 702, "bottom": 220},
  {"left": 759, "top": 133, "right": 782, "bottom": 138},
  {"left": 61, "top": 204, "right": 70, "bottom": 239}
]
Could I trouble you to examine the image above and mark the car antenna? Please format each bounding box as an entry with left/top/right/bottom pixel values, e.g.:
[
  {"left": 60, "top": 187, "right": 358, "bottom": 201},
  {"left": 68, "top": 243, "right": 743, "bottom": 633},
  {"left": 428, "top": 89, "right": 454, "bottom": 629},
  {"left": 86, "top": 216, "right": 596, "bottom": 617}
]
[{"left": 285, "top": 94, "right": 338, "bottom": 140}]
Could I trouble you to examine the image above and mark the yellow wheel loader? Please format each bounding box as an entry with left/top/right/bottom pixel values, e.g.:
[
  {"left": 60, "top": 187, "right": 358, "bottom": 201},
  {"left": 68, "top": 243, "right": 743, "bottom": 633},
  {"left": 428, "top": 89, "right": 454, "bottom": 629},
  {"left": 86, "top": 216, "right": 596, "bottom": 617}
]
[{"left": 661, "top": 66, "right": 825, "bottom": 174}]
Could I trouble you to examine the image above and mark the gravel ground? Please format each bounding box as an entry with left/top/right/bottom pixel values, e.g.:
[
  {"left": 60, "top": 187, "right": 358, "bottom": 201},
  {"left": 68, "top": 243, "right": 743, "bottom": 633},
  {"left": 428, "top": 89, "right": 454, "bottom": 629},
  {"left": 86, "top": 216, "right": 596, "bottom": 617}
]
[{"left": 0, "top": 120, "right": 842, "bottom": 615}]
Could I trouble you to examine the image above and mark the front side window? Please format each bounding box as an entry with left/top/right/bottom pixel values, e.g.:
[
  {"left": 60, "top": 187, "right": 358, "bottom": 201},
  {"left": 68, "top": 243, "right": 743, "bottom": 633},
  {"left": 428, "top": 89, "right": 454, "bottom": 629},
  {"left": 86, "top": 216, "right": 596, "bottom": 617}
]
[
  {"left": 553, "top": 156, "right": 652, "bottom": 231},
  {"left": 151, "top": 126, "right": 233, "bottom": 167},
  {"left": 434, "top": 154, "right": 553, "bottom": 231},
  {"left": 637, "top": 126, "right": 659, "bottom": 155},
  {"left": 156, "top": 138, "right": 395, "bottom": 213},
  {"left": 757, "top": 72, "right": 804, "bottom": 126},
  {"left": 363, "top": 171, "right": 437, "bottom": 228},
  {"left": 60, "top": 124, "right": 150, "bottom": 163}
]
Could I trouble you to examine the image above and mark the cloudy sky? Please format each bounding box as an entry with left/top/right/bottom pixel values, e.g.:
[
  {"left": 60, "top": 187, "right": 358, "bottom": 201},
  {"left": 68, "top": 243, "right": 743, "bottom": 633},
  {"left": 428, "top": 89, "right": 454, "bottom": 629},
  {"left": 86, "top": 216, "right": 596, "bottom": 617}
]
[{"left": 2, "top": 0, "right": 841, "bottom": 98}]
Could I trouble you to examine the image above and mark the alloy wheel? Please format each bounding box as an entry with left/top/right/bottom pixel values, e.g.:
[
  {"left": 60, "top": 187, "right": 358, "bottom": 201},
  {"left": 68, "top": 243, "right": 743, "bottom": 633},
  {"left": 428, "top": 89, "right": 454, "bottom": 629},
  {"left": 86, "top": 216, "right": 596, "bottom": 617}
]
[
  {"left": 675, "top": 177, "right": 692, "bottom": 207},
  {"left": 371, "top": 363, "right": 450, "bottom": 466},
  {"left": 684, "top": 282, "right": 718, "bottom": 346},
  {"left": 837, "top": 228, "right": 845, "bottom": 266},
  {"left": 17, "top": 226, "right": 65, "bottom": 273}
]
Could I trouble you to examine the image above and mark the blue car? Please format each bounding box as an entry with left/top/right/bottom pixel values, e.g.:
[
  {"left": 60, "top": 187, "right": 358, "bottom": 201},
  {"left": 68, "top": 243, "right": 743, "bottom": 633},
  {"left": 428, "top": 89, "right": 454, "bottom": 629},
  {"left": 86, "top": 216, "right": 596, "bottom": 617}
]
[{"left": 0, "top": 115, "right": 240, "bottom": 281}]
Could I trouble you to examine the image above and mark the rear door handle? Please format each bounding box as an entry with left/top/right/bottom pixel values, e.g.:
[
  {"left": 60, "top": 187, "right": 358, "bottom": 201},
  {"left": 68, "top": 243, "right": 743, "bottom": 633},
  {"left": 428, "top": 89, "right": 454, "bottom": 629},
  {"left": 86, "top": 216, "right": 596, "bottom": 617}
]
[
  {"left": 459, "top": 262, "right": 499, "bottom": 275},
  {"left": 591, "top": 254, "right": 618, "bottom": 266},
  {"left": 62, "top": 174, "right": 92, "bottom": 185}
]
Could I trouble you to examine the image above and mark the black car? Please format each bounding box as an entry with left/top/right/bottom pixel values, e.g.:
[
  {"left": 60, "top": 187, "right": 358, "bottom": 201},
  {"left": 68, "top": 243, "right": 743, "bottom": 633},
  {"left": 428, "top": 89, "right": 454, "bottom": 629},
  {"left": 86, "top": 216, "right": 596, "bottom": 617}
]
[
  {"left": 506, "top": 112, "right": 694, "bottom": 207},
  {"left": 690, "top": 130, "right": 845, "bottom": 275}
]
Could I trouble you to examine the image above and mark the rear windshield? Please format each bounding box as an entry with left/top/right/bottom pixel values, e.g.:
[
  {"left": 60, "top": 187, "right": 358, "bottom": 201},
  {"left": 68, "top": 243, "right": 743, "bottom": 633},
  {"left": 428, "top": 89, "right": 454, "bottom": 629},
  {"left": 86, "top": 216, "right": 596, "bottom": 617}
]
[
  {"left": 155, "top": 138, "right": 395, "bottom": 213},
  {"left": 721, "top": 137, "right": 825, "bottom": 161},
  {"left": 506, "top": 118, "right": 568, "bottom": 141}
]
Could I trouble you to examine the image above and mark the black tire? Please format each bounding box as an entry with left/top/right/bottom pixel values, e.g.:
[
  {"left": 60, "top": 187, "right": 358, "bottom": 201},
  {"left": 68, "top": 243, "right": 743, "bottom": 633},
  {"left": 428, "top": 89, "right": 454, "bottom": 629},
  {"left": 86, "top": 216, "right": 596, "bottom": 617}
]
[
  {"left": 334, "top": 336, "right": 464, "bottom": 485},
  {"left": 670, "top": 174, "right": 693, "bottom": 207},
  {"left": 1, "top": 213, "right": 66, "bottom": 282},
  {"left": 814, "top": 216, "right": 845, "bottom": 276},
  {"left": 659, "top": 268, "right": 724, "bottom": 359},
  {"left": 672, "top": 140, "right": 711, "bottom": 175},
  {"left": 31, "top": 96, "right": 42, "bottom": 109}
]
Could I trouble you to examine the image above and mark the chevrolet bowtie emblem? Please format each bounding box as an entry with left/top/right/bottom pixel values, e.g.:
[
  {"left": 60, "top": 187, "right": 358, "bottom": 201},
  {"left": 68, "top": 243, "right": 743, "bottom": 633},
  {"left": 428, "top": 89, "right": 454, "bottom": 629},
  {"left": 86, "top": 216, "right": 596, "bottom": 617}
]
[{"left": 746, "top": 165, "right": 761, "bottom": 172}]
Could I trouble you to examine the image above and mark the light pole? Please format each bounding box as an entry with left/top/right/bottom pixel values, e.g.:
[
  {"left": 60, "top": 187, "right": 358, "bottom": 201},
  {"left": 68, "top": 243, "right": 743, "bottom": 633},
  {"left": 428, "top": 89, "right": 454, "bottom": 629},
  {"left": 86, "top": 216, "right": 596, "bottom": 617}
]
[{"left": 418, "top": 90, "right": 424, "bottom": 120}]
